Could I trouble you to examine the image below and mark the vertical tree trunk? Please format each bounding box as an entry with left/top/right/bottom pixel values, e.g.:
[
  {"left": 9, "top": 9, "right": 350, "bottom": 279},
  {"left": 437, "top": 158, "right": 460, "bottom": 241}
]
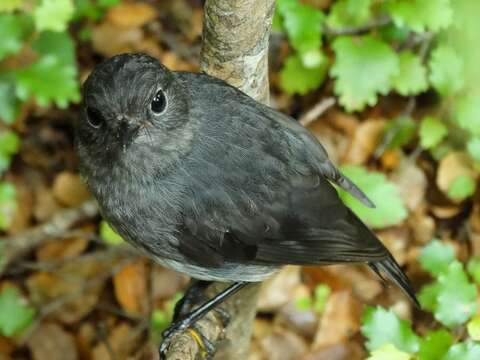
[{"left": 164, "top": 0, "right": 275, "bottom": 359}]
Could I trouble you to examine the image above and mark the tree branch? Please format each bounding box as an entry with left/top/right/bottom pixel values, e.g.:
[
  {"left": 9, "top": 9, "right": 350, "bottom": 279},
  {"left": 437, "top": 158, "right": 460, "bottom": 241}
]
[
  {"left": 0, "top": 200, "right": 99, "bottom": 276},
  {"left": 164, "top": 0, "right": 275, "bottom": 359}
]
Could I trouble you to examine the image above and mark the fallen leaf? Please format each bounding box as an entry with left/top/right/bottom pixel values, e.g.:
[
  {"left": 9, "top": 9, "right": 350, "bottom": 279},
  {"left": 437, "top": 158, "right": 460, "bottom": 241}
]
[
  {"left": 258, "top": 266, "right": 301, "bottom": 312},
  {"left": 391, "top": 159, "right": 427, "bottom": 212},
  {"left": 113, "top": 260, "right": 148, "bottom": 316},
  {"left": 33, "top": 185, "right": 60, "bottom": 222},
  {"left": 302, "top": 342, "right": 365, "bottom": 360},
  {"left": 27, "top": 323, "right": 77, "bottom": 360},
  {"left": 436, "top": 152, "right": 476, "bottom": 202},
  {"left": 106, "top": 3, "right": 157, "bottom": 28},
  {"left": 260, "top": 327, "right": 308, "bottom": 360},
  {"left": 92, "top": 22, "right": 144, "bottom": 58},
  {"left": 344, "top": 119, "right": 385, "bottom": 165},
  {"left": 151, "top": 265, "right": 189, "bottom": 301},
  {"left": 52, "top": 171, "right": 90, "bottom": 207},
  {"left": 312, "top": 291, "right": 361, "bottom": 349},
  {"left": 92, "top": 322, "right": 140, "bottom": 360}
]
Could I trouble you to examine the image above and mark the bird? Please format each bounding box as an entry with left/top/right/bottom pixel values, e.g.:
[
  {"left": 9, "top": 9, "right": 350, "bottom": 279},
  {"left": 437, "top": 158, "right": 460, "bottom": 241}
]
[{"left": 75, "top": 52, "right": 418, "bottom": 357}]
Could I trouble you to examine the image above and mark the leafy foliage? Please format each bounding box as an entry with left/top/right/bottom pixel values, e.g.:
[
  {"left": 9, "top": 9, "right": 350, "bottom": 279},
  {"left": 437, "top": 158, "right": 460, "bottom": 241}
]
[
  {"left": 0, "top": 287, "right": 35, "bottom": 337},
  {"left": 392, "top": 51, "right": 428, "bottom": 96},
  {"left": 367, "top": 344, "right": 412, "bottom": 360},
  {"left": 295, "top": 284, "right": 331, "bottom": 314},
  {"left": 419, "top": 240, "right": 455, "bottom": 276},
  {"left": 362, "top": 306, "right": 419, "bottom": 353},
  {"left": 0, "top": 182, "right": 16, "bottom": 230},
  {"left": 428, "top": 45, "right": 464, "bottom": 97},
  {"left": 418, "top": 330, "right": 453, "bottom": 360},
  {"left": 280, "top": 54, "right": 329, "bottom": 95},
  {"left": 447, "top": 175, "right": 477, "bottom": 201},
  {"left": 384, "top": 0, "right": 453, "bottom": 33},
  {"left": 419, "top": 116, "right": 447, "bottom": 149},
  {"left": 331, "top": 36, "right": 399, "bottom": 111},
  {"left": 326, "top": 0, "right": 372, "bottom": 29},
  {"left": 100, "top": 220, "right": 124, "bottom": 245},
  {"left": 338, "top": 166, "right": 407, "bottom": 228},
  {"left": 0, "top": 131, "right": 21, "bottom": 175},
  {"left": 0, "top": 14, "right": 32, "bottom": 61},
  {"left": 34, "top": 0, "right": 74, "bottom": 32}
]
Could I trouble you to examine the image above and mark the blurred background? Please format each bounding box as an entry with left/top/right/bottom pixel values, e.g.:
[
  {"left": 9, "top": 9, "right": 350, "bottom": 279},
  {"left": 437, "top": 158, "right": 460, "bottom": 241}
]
[{"left": 0, "top": 0, "right": 479, "bottom": 359}]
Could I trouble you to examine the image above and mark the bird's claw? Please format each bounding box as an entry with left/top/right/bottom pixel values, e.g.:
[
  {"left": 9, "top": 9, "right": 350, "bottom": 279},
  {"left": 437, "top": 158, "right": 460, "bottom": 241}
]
[{"left": 159, "top": 322, "right": 216, "bottom": 360}]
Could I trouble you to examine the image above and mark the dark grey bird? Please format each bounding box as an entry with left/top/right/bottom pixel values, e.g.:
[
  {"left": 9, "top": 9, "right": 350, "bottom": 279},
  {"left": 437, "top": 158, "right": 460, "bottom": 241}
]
[{"left": 75, "top": 53, "right": 418, "bottom": 356}]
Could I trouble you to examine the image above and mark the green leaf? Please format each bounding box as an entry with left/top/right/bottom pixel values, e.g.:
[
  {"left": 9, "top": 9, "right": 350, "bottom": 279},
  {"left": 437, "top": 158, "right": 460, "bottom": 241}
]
[
  {"left": 454, "top": 95, "right": 480, "bottom": 137},
  {"left": 0, "top": 131, "right": 20, "bottom": 175},
  {"left": 429, "top": 261, "right": 478, "bottom": 328},
  {"left": 367, "top": 344, "right": 412, "bottom": 360},
  {"left": 0, "top": 14, "right": 32, "bottom": 61},
  {"left": 338, "top": 166, "right": 408, "bottom": 228},
  {"left": 313, "top": 284, "right": 330, "bottom": 314},
  {"left": 428, "top": 45, "right": 464, "bottom": 97},
  {"left": 392, "top": 51, "right": 428, "bottom": 96},
  {"left": 418, "top": 330, "right": 453, "bottom": 360},
  {"left": 74, "top": 0, "right": 119, "bottom": 20},
  {"left": 100, "top": 220, "right": 124, "bottom": 245},
  {"left": 467, "top": 257, "right": 480, "bottom": 284},
  {"left": 295, "top": 296, "right": 313, "bottom": 311},
  {"left": 331, "top": 36, "right": 399, "bottom": 112},
  {"left": 277, "top": 0, "right": 324, "bottom": 59},
  {"left": 419, "top": 117, "right": 448, "bottom": 150},
  {"left": 15, "top": 32, "right": 80, "bottom": 108},
  {"left": 0, "top": 182, "right": 16, "bottom": 230},
  {"left": 0, "top": 79, "right": 20, "bottom": 124},
  {"left": 280, "top": 53, "right": 329, "bottom": 95},
  {"left": 419, "top": 240, "right": 455, "bottom": 276},
  {"left": 381, "top": 116, "right": 417, "bottom": 151},
  {"left": 34, "top": 0, "right": 74, "bottom": 32},
  {"left": 447, "top": 175, "right": 476, "bottom": 201},
  {"left": 0, "top": 287, "right": 35, "bottom": 337},
  {"left": 418, "top": 282, "right": 440, "bottom": 311},
  {"left": 384, "top": 0, "right": 453, "bottom": 33},
  {"left": 443, "top": 342, "right": 480, "bottom": 360},
  {"left": 362, "top": 306, "right": 420, "bottom": 353},
  {"left": 467, "top": 138, "right": 480, "bottom": 164},
  {"left": 379, "top": 23, "right": 410, "bottom": 43},
  {"left": 467, "top": 316, "right": 480, "bottom": 341},
  {"left": 0, "top": 0, "right": 23, "bottom": 12},
  {"left": 326, "top": 0, "right": 372, "bottom": 29}
]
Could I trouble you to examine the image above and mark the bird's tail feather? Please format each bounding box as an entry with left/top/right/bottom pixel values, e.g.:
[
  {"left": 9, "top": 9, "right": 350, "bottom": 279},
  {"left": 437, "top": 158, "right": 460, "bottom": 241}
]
[{"left": 369, "top": 254, "right": 420, "bottom": 307}]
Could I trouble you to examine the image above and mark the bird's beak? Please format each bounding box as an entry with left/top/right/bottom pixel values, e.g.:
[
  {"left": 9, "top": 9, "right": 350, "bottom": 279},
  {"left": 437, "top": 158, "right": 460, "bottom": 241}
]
[{"left": 116, "top": 120, "right": 141, "bottom": 151}]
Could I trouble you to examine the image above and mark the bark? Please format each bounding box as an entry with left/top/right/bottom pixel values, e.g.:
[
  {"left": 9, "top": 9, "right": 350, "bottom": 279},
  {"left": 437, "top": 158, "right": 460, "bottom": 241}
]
[{"left": 165, "top": 0, "right": 275, "bottom": 359}]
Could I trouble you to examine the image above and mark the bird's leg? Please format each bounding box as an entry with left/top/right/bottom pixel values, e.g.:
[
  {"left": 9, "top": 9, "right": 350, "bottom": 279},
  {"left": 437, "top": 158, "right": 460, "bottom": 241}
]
[
  {"left": 172, "top": 280, "right": 211, "bottom": 321},
  {"left": 159, "top": 281, "right": 248, "bottom": 359}
]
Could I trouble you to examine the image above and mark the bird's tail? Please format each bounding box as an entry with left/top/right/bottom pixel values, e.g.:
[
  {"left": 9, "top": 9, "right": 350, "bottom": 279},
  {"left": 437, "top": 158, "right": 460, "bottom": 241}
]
[{"left": 369, "top": 254, "right": 420, "bottom": 307}]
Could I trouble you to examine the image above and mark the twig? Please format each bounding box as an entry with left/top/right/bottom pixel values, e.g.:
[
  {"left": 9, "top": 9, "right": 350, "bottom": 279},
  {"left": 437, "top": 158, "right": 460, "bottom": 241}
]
[
  {"left": 0, "top": 200, "right": 99, "bottom": 276},
  {"left": 299, "top": 97, "right": 336, "bottom": 127},
  {"left": 323, "top": 16, "right": 391, "bottom": 36}
]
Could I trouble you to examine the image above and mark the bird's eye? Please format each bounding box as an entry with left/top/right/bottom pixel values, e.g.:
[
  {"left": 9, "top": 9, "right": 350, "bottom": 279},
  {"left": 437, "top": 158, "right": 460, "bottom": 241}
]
[
  {"left": 86, "top": 107, "right": 104, "bottom": 129},
  {"left": 151, "top": 90, "right": 167, "bottom": 114}
]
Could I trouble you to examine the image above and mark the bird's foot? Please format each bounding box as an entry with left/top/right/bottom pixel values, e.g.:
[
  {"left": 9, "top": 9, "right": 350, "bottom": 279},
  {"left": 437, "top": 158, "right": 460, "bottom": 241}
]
[{"left": 159, "top": 322, "right": 215, "bottom": 359}]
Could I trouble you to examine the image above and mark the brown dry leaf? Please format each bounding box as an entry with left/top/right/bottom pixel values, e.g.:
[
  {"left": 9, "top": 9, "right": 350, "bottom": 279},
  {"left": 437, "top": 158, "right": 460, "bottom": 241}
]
[
  {"left": 76, "top": 323, "right": 96, "bottom": 360},
  {"left": 5, "top": 176, "right": 33, "bottom": 234},
  {"left": 302, "top": 343, "right": 365, "bottom": 360},
  {"left": 307, "top": 121, "right": 349, "bottom": 164},
  {"left": 92, "top": 323, "right": 140, "bottom": 360},
  {"left": 312, "top": 290, "right": 361, "bottom": 349},
  {"left": 36, "top": 235, "right": 90, "bottom": 261},
  {"left": 260, "top": 327, "right": 308, "bottom": 360},
  {"left": 113, "top": 260, "right": 148, "bottom": 316},
  {"left": 326, "top": 110, "right": 358, "bottom": 137},
  {"left": 377, "top": 227, "right": 410, "bottom": 266},
  {"left": 436, "top": 152, "right": 477, "bottom": 200},
  {"left": 92, "top": 22, "right": 144, "bottom": 57},
  {"left": 106, "top": 3, "right": 157, "bottom": 28},
  {"left": 408, "top": 210, "right": 435, "bottom": 244},
  {"left": 303, "top": 265, "right": 382, "bottom": 302},
  {"left": 0, "top": 336, "right": 14, "bottom": 358},
  {"left": 380, "top": 149, "right": 401, "bottom": 170},
  {"left": 27, "top": 254, "right": 122, "bottom": 324},
  {"left": 52, "top": 171, "right": 91, "bottom": 207},
  {"left": 344, "top": 119, "right": 385, "bottom": 165},
  {"left": 258, "top": 266, "right": 301, "bottom": 312},
  {"left": 277, "top": 283, "right": 318, "bottom": 338},
  {"left": 27, "top": 323, "right": 77, "bottom": 360},
  {"left": 161, "top": 52, "right": 197, "bottom": 72},
  {"left": 33, "top": 186, "right": 60, "bottom": 222},
  {"left": 151, "top": 265, "right": 189, "bottom": 301}
]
